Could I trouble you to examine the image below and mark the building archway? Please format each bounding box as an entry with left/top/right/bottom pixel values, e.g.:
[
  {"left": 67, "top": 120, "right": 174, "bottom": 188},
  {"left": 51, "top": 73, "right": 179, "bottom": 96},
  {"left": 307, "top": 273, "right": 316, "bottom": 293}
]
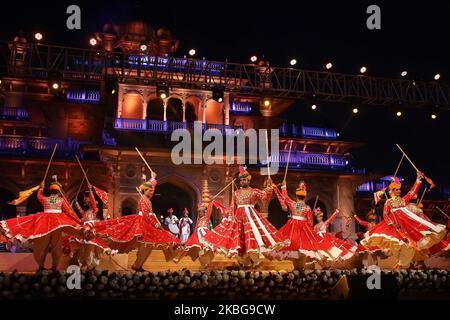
[
  {"left": 185, "top": 102, "right": 197, "bottom": 122},
  {"left": 267, "top": 198, "right": 289, "bottom": 229},
  {"left": 146, "top": 98, "right": 164, "bottom": 120},
  {"left": 0, "top": 188, "right": 17, "bottom": 220},
  {"left": 122, "top": 92, "right": 144, "bottom": 119},
  {"left": 166, "top": 97, "right": 183, "bottom": 122},
  {"left": 151, "top": 182, "right": 197, "bottom": 222}
]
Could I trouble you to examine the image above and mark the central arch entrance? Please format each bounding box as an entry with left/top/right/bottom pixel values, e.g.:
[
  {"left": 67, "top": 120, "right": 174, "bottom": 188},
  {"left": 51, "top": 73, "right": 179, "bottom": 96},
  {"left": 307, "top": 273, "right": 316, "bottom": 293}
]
[{"left": 151, "top": 182, "right": 197, "bottom": 222}]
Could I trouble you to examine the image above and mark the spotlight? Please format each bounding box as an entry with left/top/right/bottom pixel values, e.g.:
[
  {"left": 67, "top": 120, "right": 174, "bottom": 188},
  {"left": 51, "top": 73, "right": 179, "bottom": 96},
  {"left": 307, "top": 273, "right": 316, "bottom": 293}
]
[
  {"left": 34, "top": 33, "right": 43, "bottom": 41},
  {"left": 434, "top": 73, "right": 441, "bottom": 80},
  {"left": 360, "top": 66, "right": 367, "bottom": 74},
  {"left": 106, "top": 77, "right": 118, "bottom": 96},
  {"left": 431, "top": 114, "right": 437, "bottom": 120},
  {"left": 0, "top": 79, "right": 2, "bottom": 85},
  {"left": 325, "top": 62, "right": 333, "bottom": 70},
  {"left": 139, "top": 41, "right": 148, "bottom": 52},
  {"left": 157, "top": 84, "right": 169, "bottom": 99},
  {"left": 401, "top": 71, "right": 408, "bottom": 77},
  {"left": 212, "top": 86, "right": 224, "bottom": 103},
  {"left": 89, "top": 38, "right": 97, "bottom": 46},
  {"left": 261, "top": 97, "right": 271, "bottom": 107},
  {"left": 396, "top": 111, "right": 402, "bottom": 117},
  {"left": 311, "top": 104, "right": 317, "bottom": 110},
  {"left": 250, "top": 56, "right": 258, "bottom": 63},
  {"left": 111, "top": 89, "right": 116, "bottom": 95},
  {"left": 289, "top": 59, "right": 297, "bottom": 66},
  {"left": 47, "top": 71, "right": 62, "bottom": 93},
  {"left": 188, "top": 49, "right": 196, "bottom": 56},
  {"left": 352, "top": 107, "right": 359, "bottom": 114}
]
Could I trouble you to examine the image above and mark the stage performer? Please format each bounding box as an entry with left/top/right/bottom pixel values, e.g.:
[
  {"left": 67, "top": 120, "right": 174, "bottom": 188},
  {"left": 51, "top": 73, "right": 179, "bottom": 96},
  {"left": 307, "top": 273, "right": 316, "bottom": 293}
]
[
  {"left": 95, "top": 173, "right": 180, "bottom": 272},
  {"left": 202, "top": 166, "right": 288, "bottom": 268},
  {"left": 175, "top": 202, "right": 220, "bottom": 267},
  {"left": 165, "top": 208, "right": 180, "bottom": 237},
  {"left": 267, "top": 180, "right": 342, "bottom": 269},
  {"left": 429, "top": 216, "right": 450, "bottom": 257},
  {"left": 179, "top": 208, "right": 193, "bottom": 245},
  {"left": 313, "top": 207, "right": 357, "bottom": 263},
  {"left": 0, "top": 176, "right": 81, "bottom": 271},
  {"left": 64, "top": 186, "right": 115, "bottom": 271},
  {"left": 361, "top": 172, "right": 446, "bottom": 268}
]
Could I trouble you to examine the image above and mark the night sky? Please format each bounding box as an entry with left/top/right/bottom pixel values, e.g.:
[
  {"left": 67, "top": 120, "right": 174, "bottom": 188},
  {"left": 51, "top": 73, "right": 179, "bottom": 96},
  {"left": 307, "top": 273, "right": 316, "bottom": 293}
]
[{"left": 0, "top": 1, "right": 449, "bottom": 185}]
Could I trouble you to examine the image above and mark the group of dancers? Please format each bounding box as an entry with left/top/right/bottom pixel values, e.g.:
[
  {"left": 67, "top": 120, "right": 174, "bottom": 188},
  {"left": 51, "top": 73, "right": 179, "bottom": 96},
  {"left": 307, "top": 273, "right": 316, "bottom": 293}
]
[{"left": 0, "top": 153, "right": 449, "bottom": 272}]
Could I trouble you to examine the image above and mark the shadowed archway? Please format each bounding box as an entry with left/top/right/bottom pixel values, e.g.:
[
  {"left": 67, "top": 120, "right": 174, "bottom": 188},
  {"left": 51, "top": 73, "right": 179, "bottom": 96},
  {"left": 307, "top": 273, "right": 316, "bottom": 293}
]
[{"left": 267, "top": 198, "right": 289, "bottom": 229}]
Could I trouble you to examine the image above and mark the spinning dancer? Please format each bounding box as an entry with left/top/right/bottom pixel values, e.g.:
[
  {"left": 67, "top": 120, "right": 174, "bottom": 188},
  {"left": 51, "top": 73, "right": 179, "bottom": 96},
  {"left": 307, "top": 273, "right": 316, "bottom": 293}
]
[
  {"left": 313, "top": 207, "right": 357, "bottom": 263},
  {"left": 267, "top": 180, "right": 342, "bottom": 269},
  {"left": 202, "top": 166, "right": 288, "bottom": 268},
  {"left": 429, "top": 209, "right": 450, "bottom": 257},
  {"left": 64, "top": 187, "right": 115, "bottom": 271},
  {"left": 179, "top": 208, "right": 193, "bottom": 245},
  {"left": 361, "top": 172, "right": 446, "bottom": 268},
  {"left": 0, "top": 176, "right": 81, "bottom": 271},
  {"left": 175, "top": 202, "right": 219, "bottom": 267},
  {"left": 95, "top": 172, "right": 180, "bottom": 272}
]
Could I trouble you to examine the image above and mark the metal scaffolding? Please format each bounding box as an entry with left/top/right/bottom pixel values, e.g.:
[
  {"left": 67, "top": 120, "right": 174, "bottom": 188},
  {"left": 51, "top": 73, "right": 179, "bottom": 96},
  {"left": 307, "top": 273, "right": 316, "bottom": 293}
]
[{"left": 1, "top": 41, "right": 449, "bottom": 108}]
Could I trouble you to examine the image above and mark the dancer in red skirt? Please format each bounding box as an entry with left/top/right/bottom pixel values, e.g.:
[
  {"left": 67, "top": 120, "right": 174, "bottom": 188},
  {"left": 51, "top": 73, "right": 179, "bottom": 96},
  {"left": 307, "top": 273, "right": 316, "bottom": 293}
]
[
  {"left": 267, "top": 180, "right": 342, "bottom": 269},
  {"left": 429, "top": 218, "right": 450, "bottom": 257},
  {"left": 64, "top": 186, "right": 116, "bottom": 271},
  {"left": 313, "top": 208, "right": 357, "bottom": 263},
  {"left": 95, "top": 173, "right": 180, "bottom": 272},
  {"left": 202, "top": 166, "right": 288, "bottom": 268},
  {"left": 361, "top": 172, "right": 446, "bottom": 268},
  {"left": 175, "top": 202, "right": 223, "bottom": 267},
  {"left": 0, "top": 176, "right": 81, "bottom": 271}
]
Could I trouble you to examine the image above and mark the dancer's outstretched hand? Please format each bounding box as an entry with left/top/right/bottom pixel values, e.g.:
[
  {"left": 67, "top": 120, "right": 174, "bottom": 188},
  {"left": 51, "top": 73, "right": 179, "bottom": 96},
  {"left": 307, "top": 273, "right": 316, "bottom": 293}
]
[{"left": 417, "top": 171, "right": 425, "bottom": 180}]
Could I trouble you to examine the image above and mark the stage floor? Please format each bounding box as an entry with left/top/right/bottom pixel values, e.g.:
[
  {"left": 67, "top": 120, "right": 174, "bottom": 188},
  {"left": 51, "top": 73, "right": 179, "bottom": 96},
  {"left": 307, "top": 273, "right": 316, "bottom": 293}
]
[{"left": 0, "top": 251, "right": 449, "bottom": 273}]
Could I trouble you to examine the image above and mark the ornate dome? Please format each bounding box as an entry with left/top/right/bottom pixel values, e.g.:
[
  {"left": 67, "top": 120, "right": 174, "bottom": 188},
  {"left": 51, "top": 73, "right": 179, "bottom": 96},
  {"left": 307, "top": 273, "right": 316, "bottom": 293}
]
[
  {"left": 156, "top": 27, "right": 172, "bottom": 40},
  {"left": 120, "top": 20, "right": 154, "bottom": 41}
]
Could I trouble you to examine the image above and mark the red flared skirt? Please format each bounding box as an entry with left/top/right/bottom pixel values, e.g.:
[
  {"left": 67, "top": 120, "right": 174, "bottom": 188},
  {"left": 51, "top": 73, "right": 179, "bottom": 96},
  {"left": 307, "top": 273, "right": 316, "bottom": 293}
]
[
  {"left": 62, "top": 234, "right": 116, "bottom": 256},
  {"left": 265, "top": 218, "right": 342, "bottom": 261},
  {"left": 318, "top": 232, "right": 357, "bottom": 260},
  {"left": 94, "top": 214, "right": 180, "bottom": 252},
  {"left": 202, "top": 205, "right": 288, "bottom": 258},
  {"left": 0, "top": 212, "right": 80, "bottom": 243},
  {"left": 429, "top": 233, "right": 450, "bottom": 255}
]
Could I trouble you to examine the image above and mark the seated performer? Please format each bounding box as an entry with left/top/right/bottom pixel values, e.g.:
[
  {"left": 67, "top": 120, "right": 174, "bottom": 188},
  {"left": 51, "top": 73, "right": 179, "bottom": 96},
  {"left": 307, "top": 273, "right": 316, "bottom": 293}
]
[
  {"left": 95, "top": 173, "right": 181, "bottom": 272},
  {"left": 313, "top": 208, "right": 357, "bottom": 263},
  {"left": 64, "top": 186, "right": 116, "bottom": 271},
  {"left": 179, "top": 208, "right": 193, "bottom": 245},
  {"left": 268, "top": 180, "right": 342, "bottom": 269},
  {"left": 165, "top": 208, "right": 180, "bottom": 237},
  {"left": 175, "top": 202, "right": 218, "bottom": 267},
  {"left": 0, "top": 176, "right": 81, "bottom": 271},
  {"left": 361, "top": 172, "right": 446, "bottom": 268},
  {"left": 202, "top": 166, "right": 288, "bottom": 268}
]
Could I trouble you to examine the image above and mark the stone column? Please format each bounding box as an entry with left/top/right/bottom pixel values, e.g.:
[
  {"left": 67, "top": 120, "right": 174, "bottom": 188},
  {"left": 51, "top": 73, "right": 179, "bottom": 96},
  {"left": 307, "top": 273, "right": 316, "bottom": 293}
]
[
  {"left": 223, "top": 93, "right": 230, "bottom": 126},
  {"left": 335, "top": 179, "right": 357, "bottom": 241},
  {"left": 182, "top": 101, "right": 186, "bottom": 123},
  {"left": 163, "top": 99, "right": 168, "bottom": 122}
]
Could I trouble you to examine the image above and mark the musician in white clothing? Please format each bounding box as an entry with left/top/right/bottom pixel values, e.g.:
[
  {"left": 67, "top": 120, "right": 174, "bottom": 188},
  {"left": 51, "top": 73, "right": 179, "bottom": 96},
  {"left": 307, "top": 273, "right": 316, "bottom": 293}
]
[
  {"left": 164, "top": 208, "right": 180, "bottom": 236},
  {"left": 179, "top": 208, "right": 193, "bottom": 245}
]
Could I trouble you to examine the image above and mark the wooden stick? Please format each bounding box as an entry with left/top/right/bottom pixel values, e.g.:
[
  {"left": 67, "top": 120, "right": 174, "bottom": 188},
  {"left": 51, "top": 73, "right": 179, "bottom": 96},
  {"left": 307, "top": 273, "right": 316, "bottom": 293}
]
[
  {"left": 212, "top": 178, "right": 237, "bottom": 200},
  {"left": 393, "top": 154, "right": 405, "bottom": 178},
  {"left": 418, "top": 187, "right": 427, "bottom": 205},
  {"left": 135, "top": 147, "right": 154, "bottom": 174},
  {"left": 312, "top": 195, "right": 319, "bottom": 212},
  {"left": 436, "top": 207, "right": 450, "bottom": 219},
  {"left": 283, "top": 140, "right": 293, "bottom": 182},
  {"left": 396, "top": 144, "right": 420, "bottom": 172},
  {"left": 75, "top": 155, "right": 91, "bottom": 186},
  {"left": 72, "top": 168, "right": 89, "bottom": 204},
  {"left": 42, "top": 144, "right": 58, "bottom": 183},
  {"left": 265, "top": 130, "right": 271, "bottom": 178}
]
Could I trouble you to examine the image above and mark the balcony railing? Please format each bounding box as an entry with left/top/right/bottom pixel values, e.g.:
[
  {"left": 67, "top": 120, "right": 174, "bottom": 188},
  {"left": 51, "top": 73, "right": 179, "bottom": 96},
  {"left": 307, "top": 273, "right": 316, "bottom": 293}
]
[
  {"left": 0, "top": 135, "right": 89, "bottom": 156},
  {"left": 114, "top": 118, "right": 242, "bottom": 135},
  {"left": 270, "top": 150, "right": 348, "bottom": 168},
  {"left": 0, "top": 107, "right": 30, "bottom": 120},
  {"left": 66, "top": 89, "right": 100, "bottom": 104},
  {"left": 280, "top": 124, "right": 338, "bottom": 140}
]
